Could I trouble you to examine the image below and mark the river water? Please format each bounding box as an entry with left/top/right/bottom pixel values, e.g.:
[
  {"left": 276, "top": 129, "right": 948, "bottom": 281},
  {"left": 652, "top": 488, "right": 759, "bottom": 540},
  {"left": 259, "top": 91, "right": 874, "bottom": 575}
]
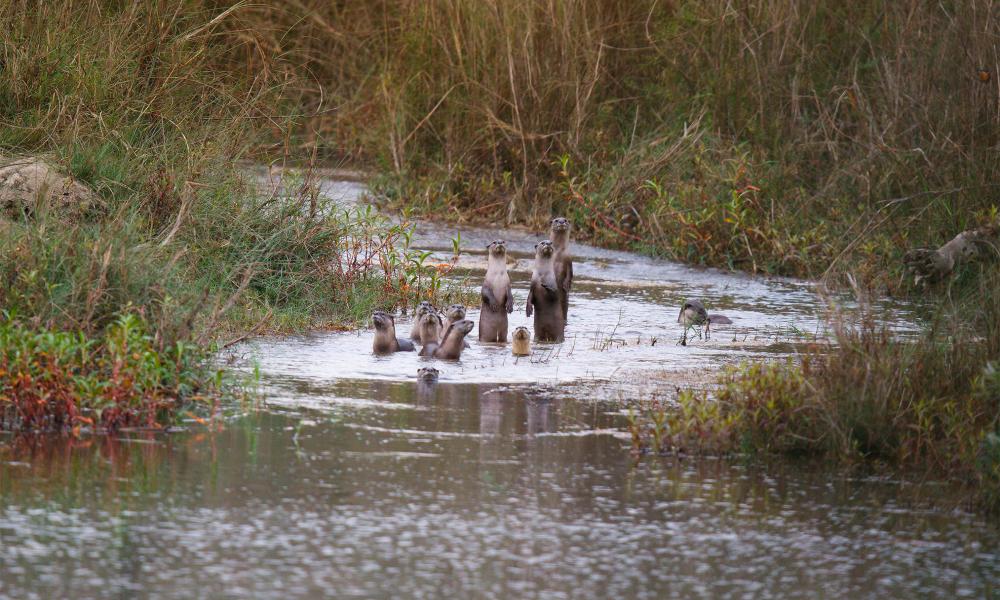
[{"left": 1, "top": 177, "right": 997, "bottom": 599}]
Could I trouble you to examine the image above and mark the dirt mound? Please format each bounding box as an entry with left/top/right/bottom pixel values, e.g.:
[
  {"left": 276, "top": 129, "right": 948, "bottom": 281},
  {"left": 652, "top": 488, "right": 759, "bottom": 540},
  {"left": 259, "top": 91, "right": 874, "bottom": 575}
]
[{"left": 0, "top": 157, "right": 101, "bottom": 220}]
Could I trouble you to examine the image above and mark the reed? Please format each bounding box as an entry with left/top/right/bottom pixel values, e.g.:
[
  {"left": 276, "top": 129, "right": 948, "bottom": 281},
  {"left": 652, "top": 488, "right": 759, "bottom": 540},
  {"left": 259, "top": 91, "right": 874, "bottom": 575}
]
[
  {"left": 0, "top": 2, "right": 468, "bottom": 432},
  {"left": 653, "top": 269, "right": 1000, "bottom": 511},
  {"left": 230, "top": 0, "right": 999, "bottom": 286}
]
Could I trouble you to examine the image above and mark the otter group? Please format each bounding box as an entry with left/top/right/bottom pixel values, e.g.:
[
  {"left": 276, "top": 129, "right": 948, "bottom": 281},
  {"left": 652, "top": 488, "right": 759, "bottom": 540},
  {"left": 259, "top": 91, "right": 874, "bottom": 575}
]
[{"left": 373, "top": 216, "right": 731, "bottom": 360}]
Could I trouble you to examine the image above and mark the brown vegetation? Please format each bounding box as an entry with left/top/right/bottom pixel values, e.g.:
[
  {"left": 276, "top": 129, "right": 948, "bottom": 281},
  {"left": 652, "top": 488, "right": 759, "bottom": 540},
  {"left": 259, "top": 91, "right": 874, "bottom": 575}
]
[{"left": 218, "top": 0, "right": 999, "bottom": 285}]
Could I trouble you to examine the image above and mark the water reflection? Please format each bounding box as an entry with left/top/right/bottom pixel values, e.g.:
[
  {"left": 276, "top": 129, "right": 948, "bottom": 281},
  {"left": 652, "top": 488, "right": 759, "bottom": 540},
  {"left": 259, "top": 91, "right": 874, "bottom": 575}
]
[{"left": 2, "top": 385, "right": 997, "bottom": 599}]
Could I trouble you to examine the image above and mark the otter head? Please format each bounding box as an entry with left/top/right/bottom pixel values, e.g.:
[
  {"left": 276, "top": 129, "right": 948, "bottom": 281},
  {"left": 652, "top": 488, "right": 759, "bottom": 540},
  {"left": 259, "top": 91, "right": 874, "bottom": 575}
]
[
  {"left": 444, "top": 304, "right": 466, "bottom": 321},
  {"left": 486, "top": 239, "right": 507, "bottom": 259},
  {"left": 446, "top": 319, "right": 475, "bottom": 340},
  {"left": 372, "top": 310, "right": 395, "bottom": 331},
  {"left": 549, "top": 217, "right": 570, "bottom": 235},
  {"left": 512, "top": 325, "right": 531, "bottom": 356},
  {"left": 415, "top": 301, "right": 434, "bottom": 318},
  {"left": 417, "top": 367, "right": 439, "bottom": 382},
  {"left": 534, "top": 240, "right": 554, "bottom": 260},
  {"left": 419, "top": 311, "right": 443, "bottom": 338},
  {"left": 677, "top": 300, "right": 708, "bottom": 325}
]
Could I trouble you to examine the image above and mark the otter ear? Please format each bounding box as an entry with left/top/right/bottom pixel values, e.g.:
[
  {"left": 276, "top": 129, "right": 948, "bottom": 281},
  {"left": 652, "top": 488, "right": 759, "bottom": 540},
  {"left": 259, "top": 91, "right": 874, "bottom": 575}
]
[{"left": 534, "top": 242, "right": 539, "bottom": 249}]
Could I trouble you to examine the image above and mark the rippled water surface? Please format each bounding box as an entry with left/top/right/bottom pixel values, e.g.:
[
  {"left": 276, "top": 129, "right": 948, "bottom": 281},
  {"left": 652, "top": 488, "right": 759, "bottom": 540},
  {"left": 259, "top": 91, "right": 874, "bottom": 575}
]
[{"left": 1, "top": 177, "right": 997, "bottom": 599}]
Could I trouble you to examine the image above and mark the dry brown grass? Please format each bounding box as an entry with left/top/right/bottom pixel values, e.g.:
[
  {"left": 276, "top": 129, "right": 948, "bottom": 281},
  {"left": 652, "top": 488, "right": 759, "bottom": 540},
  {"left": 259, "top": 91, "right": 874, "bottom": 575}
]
[{"left": 213, "top": 0, "right": 1000, "bottom": 285}]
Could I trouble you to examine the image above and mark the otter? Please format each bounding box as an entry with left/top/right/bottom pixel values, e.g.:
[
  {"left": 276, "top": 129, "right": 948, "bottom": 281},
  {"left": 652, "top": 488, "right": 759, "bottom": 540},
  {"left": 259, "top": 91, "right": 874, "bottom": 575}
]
[
  {"left": 549, "top": 217, "right": 573, "bottom": 320},
  {"left": 479, "top": 240, "right": 514, "bottom": 342},
  {"left": 372, "top": 311, "right": 415, "bottom": 354},
  {"left": 677, "top": 299, "right": 732, "bottom": 344},
  {"left": 432, "top": 319, "right": 475, "bottom": 359},
  {"left": 416, "top": 366, "right": 439, "bottom": 399},
  {"left": 409, "top": 301, "right": 436, "bottom": 343},
  {"left": 443, "top": 304, "right": 466, "bottom": 330},
  {"left": 441, "top": 303, "right": 470, "bottom": 348},
  {"left": 512, "top": 326, "right": 531, "bottom": 357},
  {"left": 417, "top": 366, "right": 440, "bottom": 382},
  {"left": 417, "top": 312, "right": 445, "bottom": 356},
  {"left": 526, "top": 240, "right": 565, "bottom": 342}
]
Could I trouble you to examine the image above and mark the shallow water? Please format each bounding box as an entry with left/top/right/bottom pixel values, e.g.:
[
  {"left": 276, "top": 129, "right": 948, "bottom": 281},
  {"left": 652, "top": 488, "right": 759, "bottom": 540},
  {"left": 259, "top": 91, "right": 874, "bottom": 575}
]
[
  {"left": 1, "top": 177, "right": 996, "bottom": 599},
  {"left": 250, "top": 174, "right": 921, "bottom": 395},
  {"left": 2, "top": 398, "right": 998, "bottom": 599}
]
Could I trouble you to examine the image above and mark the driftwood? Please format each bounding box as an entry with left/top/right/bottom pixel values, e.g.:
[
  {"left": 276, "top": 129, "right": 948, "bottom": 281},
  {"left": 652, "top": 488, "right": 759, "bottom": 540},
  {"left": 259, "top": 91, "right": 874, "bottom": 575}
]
[{"left": 904, "top": 222, "right": 999, "bottom": 286}]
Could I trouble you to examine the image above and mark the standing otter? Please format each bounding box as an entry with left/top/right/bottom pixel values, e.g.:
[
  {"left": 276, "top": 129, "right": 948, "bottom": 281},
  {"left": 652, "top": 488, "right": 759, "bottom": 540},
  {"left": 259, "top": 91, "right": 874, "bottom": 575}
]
[
  {"left": 677, "top": 299, "right": 732, "bottom": 344},
  {"left": 441, "top": 304, "right": 470, "bottom": 348},
  {"left": 479, "top": 240, "right": 514, "bottom": 342},
  {"left": 512, "top": 326, "right": 531, "bottom": 357},
  {"left": 417, "top": 312, "right": 445, "bottom": 356},
  {"left": 433, "top": 319, "right": 475, "bottom": 359},
  {"left": 409, "top": 301, "right": 436, "bottom": 343},
  {"left": 372, "top": 311, "right": 415, "bottom": 354},
  {"left": 549, "top": 217, "right": 573, "bottom": 320},
  {"left": 526, "top": 240, "right": 565, "bottom": 342}
]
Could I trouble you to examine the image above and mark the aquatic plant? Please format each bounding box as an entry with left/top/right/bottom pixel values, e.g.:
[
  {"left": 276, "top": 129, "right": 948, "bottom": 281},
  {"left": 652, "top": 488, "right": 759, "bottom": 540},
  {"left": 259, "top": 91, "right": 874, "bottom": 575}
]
[
  {"left": 0, "top": 313, "right": 221, "bottom": 434},
  {"left": 650, "top": 273, "right": 1000, "bottom": 511}
]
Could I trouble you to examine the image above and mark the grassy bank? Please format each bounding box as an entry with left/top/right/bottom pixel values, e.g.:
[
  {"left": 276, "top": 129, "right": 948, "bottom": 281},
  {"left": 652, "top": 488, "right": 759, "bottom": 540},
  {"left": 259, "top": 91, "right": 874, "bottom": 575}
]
[
  {"left": 0, "top": 2, "right": 466, "bottom": 432},
  {"left": 230, "top": 0, "right": 999, "bottom": 288},
  {"left": 627, "top": 270, "right": 1000, "bottom": 511}
]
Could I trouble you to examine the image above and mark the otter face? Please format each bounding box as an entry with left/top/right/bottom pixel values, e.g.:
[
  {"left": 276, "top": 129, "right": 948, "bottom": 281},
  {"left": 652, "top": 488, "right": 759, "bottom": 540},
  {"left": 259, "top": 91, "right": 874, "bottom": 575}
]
[
  {"left": 513, "top": 326, "right": 530, "bottom": 340},
  {"left": 372, "top": 311, "right": 393, "bottom": 330},
  {"left": 487, "top": 240, "right": 507, "bottom": 257},
  {"left": 420, "top": 311, "right": 442, "bottom": 332},
  {"left": 415, "top": 301, "right": 434, "bottom": 317},
  {"left": 417, "top": 367, "right": 439, "bottom": 382},
  {"left": 550, "top": 217, "right": 570, "bottom": 233},
  {"left": 444, "top": 304, "right": 466, "bottom": 320},
  {"left": 450, "top": 319, "right": 475, "bottom": 336},
  {"left": 534, "top": 240, "right": 554, "bottom": 258}
]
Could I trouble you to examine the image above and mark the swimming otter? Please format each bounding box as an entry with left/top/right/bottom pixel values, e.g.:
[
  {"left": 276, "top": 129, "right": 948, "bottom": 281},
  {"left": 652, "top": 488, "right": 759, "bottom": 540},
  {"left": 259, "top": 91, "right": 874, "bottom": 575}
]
[
  {"left": 433, "top": 319, "right": 475, "bottom": 359},
  {"left": 416, "top": 366, "right": 439, "bottom": 399},
  {"left": 417, "top": 366, "right": 440, "bottom": 382},
  {"left": 549, "top": 217, "right": 573, "bottom": 320},
  {"left": 409, "top": 301, "right": 436, "bottom": 343},
  {"left": 441, "top": 303, "right": 470, "bottom": 348},
  {"left": 417, "top": 312, "right": 445, "bottom": 356},
  {"left": 526, "top": 240, "right": 565, "bottom": 342},
  {"left": 372, "top": 311, "right": 415, "bottom": 354},
  {"left": 479, "top": 240, "right": 514, "bottom": 342},
  {"left": 677, "top": 299, "right": 732, "bottom": 344},
  {"left": 512, "top": 326, "right": 531, "bottom": 356}
]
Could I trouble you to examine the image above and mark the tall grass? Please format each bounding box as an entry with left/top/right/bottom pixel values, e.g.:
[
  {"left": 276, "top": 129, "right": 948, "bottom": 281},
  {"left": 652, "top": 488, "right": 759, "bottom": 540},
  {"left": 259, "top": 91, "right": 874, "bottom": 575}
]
[
  {"left": 232, "top": 0, "right": 1000, "bottom": 285},
  {"left": 0, "top": 2, "right": 467, "bottom": 432},
  {"left": 651, "top": 268, "right": 1000, "bottom": 510}
]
